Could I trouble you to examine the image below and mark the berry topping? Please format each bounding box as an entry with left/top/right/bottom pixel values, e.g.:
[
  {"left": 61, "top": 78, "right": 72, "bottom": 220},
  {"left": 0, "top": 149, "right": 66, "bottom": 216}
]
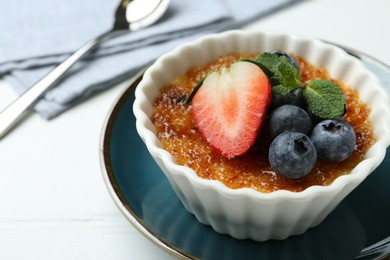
[
  {"left": 269, "top": 105, "right": 312, "bottom": 138},
  {"left": 269, "top": 132, "right": 317, "bottom": 179},
  {"left": 310, "top": 119, "right": 356, "bottom": 162},
  {"left": 185, "top": 51, "right": 353, "bottom": 178},
  {"left": 191, "top": 61, "right": 271, "bottom": 158}
]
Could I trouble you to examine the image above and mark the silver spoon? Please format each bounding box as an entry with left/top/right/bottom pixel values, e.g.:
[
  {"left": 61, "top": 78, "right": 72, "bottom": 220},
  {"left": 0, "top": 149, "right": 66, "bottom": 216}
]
[{"left": 0, "top": 0, "right": 170, "bottom": 139}]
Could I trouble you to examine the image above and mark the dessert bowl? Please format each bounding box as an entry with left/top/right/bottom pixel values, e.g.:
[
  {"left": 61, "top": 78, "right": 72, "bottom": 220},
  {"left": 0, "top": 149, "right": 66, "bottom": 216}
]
[{"left": 133, "top": 30, "right": 390, "bottom": 241}]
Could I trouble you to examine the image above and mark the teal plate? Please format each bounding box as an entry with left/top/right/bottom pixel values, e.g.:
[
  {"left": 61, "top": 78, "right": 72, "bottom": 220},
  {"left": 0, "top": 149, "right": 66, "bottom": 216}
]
[{"left": 100, "top": 44, "right": 390, "bottom": 260}]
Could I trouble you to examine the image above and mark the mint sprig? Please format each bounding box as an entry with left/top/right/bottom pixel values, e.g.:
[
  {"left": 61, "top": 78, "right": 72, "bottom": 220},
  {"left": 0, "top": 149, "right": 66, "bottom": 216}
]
[
  {"left": 253, "top": 52, "right": 302, "bottom": 92},
  {"left": 303, "top": 80, "right": 346, "bottom": 119}
]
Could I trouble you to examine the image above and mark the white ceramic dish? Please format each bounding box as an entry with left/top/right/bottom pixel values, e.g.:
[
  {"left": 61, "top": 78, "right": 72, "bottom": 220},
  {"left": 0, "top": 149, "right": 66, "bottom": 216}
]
[{"left": 133, "top": 30, "right": 390, "bottom": 241}]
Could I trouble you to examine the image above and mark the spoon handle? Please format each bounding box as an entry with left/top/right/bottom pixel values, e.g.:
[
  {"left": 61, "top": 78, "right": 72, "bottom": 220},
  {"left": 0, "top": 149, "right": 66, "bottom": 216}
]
[{"left": 0, "top": 30, "right": 122, "bottom": 139}]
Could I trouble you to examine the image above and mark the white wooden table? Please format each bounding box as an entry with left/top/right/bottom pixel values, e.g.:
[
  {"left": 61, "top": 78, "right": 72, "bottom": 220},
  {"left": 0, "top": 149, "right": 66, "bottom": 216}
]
[{"left": 1, "top": 0, "right": 389, "bottom": 259}]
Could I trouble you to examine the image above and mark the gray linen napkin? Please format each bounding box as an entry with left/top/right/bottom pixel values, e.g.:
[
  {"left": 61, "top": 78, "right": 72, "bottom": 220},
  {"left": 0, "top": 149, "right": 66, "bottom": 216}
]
[{"left": 0, "top": 0, "right": 298, "bottom": 119}]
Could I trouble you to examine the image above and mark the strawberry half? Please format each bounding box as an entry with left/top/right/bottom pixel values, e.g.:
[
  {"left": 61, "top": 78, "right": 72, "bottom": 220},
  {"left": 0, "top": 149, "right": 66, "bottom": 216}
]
[{"left": 191, "top": 61, "right": 271, "bottom": 158}]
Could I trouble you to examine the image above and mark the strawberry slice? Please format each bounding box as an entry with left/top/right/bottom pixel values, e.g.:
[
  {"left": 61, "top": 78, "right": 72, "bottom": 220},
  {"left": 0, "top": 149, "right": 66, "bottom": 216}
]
[{"left": 191, "top": 61, "right": 271, "bottom": 158}]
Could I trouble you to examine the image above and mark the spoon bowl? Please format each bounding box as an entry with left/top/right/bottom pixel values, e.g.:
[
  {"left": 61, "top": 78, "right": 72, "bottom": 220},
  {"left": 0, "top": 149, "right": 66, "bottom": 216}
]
[
  {"left": 114, "top": 0, "right": 170, "bottom": 31},
  {"left": 127, "top": 0, "right": 170, "bottom": 30}
]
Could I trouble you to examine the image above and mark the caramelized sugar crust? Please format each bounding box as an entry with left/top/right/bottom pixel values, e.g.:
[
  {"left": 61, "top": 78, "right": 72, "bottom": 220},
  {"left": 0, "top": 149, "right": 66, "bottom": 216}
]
[{"left": 151, "top": 53, "right": 376, "bottom": 192}]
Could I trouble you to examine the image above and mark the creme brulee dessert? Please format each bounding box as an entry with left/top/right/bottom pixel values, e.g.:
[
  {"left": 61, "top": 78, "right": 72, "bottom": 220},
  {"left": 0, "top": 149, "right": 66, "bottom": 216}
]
[{"left": 151, "top": 52, "right": 376, "bottom": 193}]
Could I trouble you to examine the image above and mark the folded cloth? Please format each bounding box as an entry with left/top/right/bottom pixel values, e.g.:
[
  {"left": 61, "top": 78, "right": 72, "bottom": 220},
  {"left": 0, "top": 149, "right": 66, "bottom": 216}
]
[{"left": 0, "top": 0, "right": 298, "bottom": 119}]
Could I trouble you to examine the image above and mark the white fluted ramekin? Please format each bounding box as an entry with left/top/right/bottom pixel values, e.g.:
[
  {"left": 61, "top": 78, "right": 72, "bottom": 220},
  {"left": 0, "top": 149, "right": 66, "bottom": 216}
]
[{"left": 133, "top": 30, "right": 390, "bottom": 241}]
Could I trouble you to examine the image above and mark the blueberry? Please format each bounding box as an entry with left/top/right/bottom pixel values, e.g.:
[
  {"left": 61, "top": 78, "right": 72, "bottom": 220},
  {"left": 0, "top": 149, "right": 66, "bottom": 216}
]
[
  {"left": 269, "top": 132, "right": 317, "bottom": 179},
  {"left": 269, "top": 104, "right": 312, "bottom": 138},
  {"left": 270, "top": 87, "right": 305, "bottom": 110},
  {"left": 271, "top": 51, "right": 300, "bottom": 72},
  {"left": 310, "top": 119, "right": 356, "bottom": 162}
]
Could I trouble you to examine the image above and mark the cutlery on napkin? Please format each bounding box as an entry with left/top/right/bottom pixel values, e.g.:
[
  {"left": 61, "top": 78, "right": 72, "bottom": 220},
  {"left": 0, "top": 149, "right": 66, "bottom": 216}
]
[{"left": 0, "top": 0, "right": 300, "bottom": 119}]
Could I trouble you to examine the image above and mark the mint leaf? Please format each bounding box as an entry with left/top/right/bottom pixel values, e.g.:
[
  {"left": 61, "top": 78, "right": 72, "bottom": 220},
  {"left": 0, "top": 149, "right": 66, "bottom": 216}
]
[
  {"left": 278, "top": 61, "right": 302, "bottom": 88},
  {"left": 252, "top": 52, "right": 302, "bottom": 93},
  {"left": 303, "top": 80, "right": 346, "bottom": 119},
  {"left": 254, "top": 52, "right": 281, "bottom": 74}
]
